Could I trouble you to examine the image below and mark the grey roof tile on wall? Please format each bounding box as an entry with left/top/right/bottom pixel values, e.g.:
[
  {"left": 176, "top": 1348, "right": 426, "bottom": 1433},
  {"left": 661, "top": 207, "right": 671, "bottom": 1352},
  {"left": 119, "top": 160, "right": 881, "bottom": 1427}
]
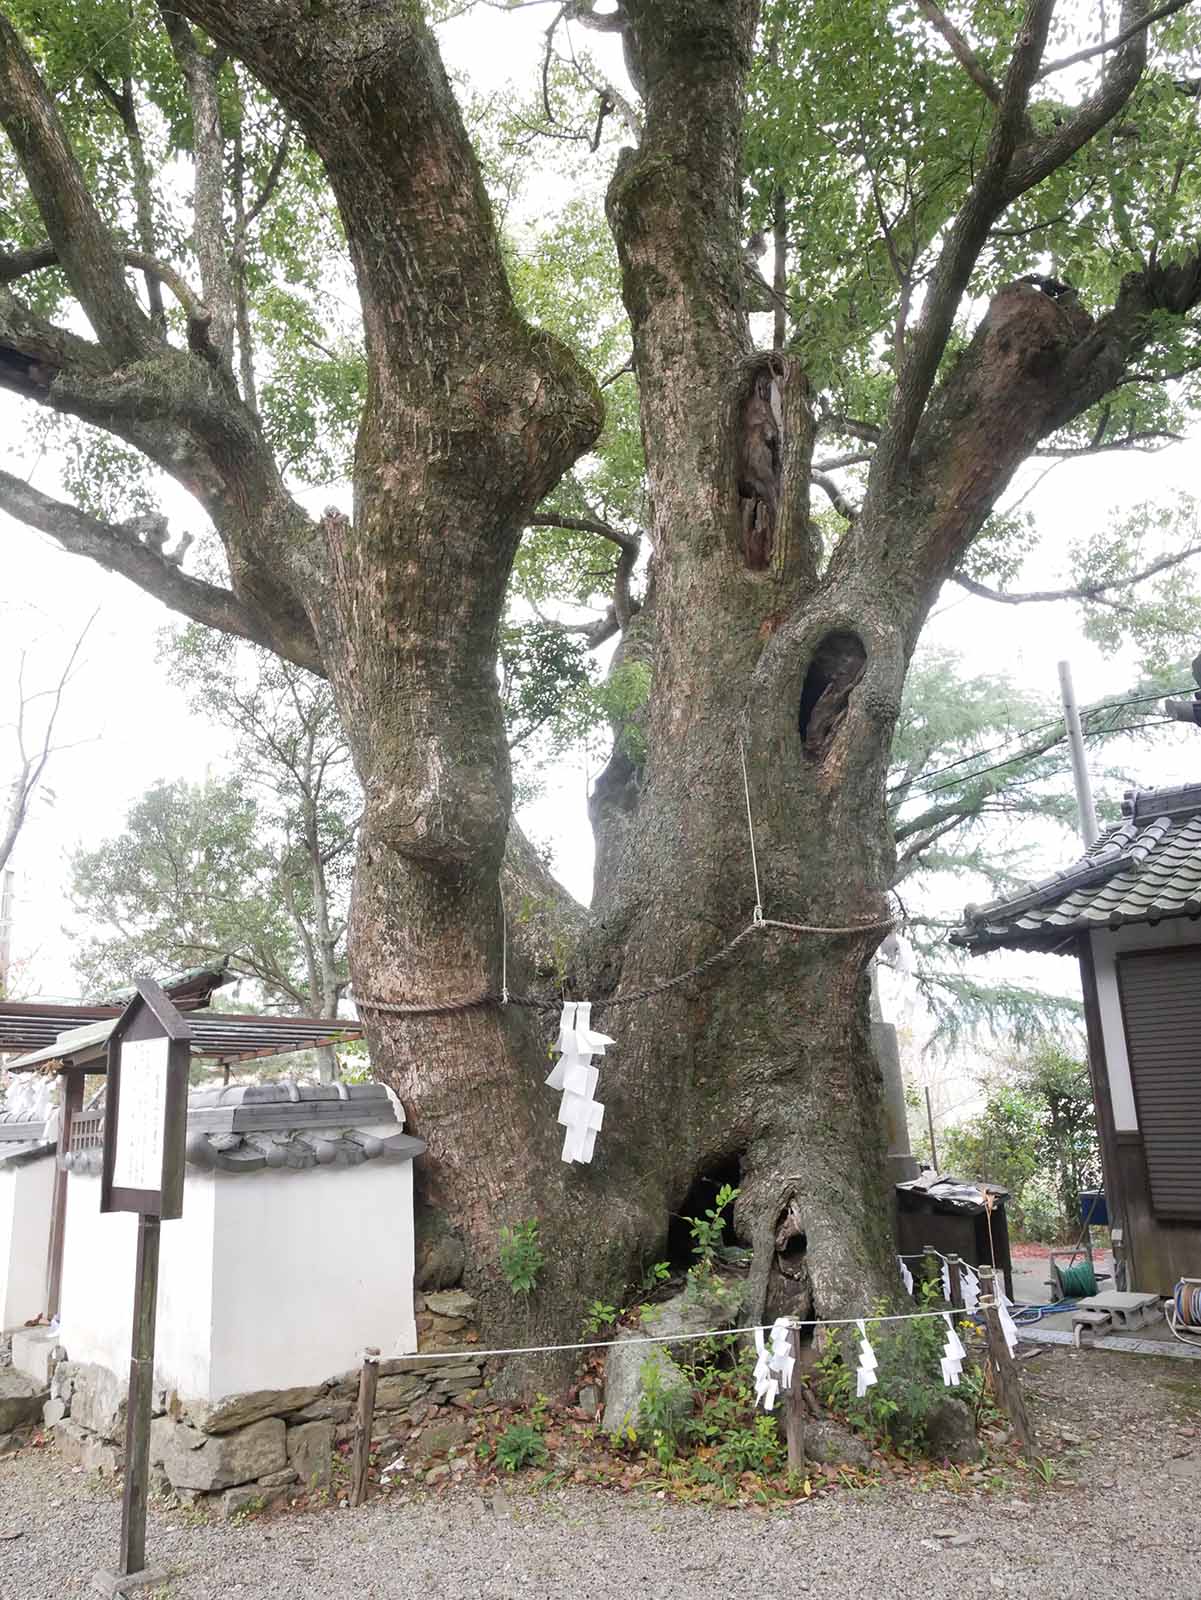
[{"left": 953, "top": 784, "right": 1201, "bottom": 953}]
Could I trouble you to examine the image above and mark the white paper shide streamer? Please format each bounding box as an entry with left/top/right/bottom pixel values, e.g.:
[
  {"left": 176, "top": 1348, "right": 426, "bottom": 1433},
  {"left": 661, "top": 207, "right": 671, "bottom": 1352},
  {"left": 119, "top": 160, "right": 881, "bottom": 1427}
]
[
  {"left": 753, "top": 1318, "right": 796, "bottom": 1411},
  {"left": 898, "top": 1257, "right": 914, "bottom": 1296},
  {"left": 940, "top": 1312, "right": 967, "bottom": 1387},
  {"left": 855, "top": 1318, "right": 878, "bottom": 1398},
  {"left": 960, "top": 1264, "right": 980, "bottom": 1313},
  {"left": 996, "top": 1283, "right": 1020, "bottom": 1356},
  {"left": 547, "top": 1001, "right": 612, "bottom": 1164}
]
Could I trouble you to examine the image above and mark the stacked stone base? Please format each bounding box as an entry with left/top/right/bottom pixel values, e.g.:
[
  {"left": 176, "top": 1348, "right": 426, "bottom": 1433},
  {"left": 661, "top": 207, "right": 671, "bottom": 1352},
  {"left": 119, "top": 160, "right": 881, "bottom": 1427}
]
[{"left": 39, "top": 1290, "right": 483, "bottom": 1515}]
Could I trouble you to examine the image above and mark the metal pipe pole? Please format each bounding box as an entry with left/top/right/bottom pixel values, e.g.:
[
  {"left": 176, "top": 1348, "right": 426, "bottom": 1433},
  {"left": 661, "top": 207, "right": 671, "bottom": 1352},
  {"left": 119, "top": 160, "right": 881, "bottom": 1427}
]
[
  {"left": 0, "top": 869, "right": 14, "bottom": 996},
  {"left": 925, "top": 1085, "right": 939, "bottom": 1174},
  {"left": 1058, "top": 660, "right": 1099, "bottom": 848}
]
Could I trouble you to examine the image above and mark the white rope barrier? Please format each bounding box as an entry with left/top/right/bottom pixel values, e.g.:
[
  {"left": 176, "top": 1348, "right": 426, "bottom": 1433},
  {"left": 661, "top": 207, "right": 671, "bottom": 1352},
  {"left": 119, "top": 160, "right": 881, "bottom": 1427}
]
[{"left": 390, "top": 1303, "right": 987, "bottom": 1367}]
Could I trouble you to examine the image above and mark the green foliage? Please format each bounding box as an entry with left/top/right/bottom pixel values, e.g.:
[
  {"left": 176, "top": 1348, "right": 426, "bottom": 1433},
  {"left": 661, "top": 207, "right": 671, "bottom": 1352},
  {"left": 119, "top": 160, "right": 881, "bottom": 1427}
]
[
  {"left": 70, "top": 629, "right": 355, "bottom": 1021},
  {"left": 640, "top": 1260, "right": 671, "bottom": 1294},
  {"left": 940, "top": 1040, "right": 1100, "bottom": 1242},
  {"left": 581, "top": 1300, "right": 619, "bottom": 1336},
  {"left": 813, "top": 1285, "right": 951, "bottom": 1454},
  {"left": 637, "top": 1353, "right": 686, "bottom": 1464},
  {"left": 498, "top": 1219, "right": 544, "bottom": 1296},
  {"left": 493, "top": 1423, "right": 549, "bottom": 1473},
  {"left": 686, "top": 1183, "right": 740, "bottom": 1269}
]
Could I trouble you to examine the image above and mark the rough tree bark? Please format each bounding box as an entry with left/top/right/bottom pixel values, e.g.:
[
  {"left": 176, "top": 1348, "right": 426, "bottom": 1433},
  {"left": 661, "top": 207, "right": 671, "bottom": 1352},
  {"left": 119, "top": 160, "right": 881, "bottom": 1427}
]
[{"left": 2, "top": 0, "right": 1200, "bottom": 1377}]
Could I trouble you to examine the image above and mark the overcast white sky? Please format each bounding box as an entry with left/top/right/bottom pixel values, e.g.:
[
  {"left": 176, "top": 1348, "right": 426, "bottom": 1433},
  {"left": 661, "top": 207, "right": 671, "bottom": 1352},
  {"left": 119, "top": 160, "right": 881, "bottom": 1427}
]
[{"left": 2, "top": 4, "right": 1199, "bottom": 1033}]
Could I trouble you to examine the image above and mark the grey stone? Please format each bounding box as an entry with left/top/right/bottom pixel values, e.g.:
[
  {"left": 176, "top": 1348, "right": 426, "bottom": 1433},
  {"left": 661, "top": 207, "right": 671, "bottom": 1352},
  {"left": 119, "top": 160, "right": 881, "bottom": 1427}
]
[
  {"left": 50, "top": 1361, "right": 79, "bottom": 1405},
  {"left": 148, "top": 1467, "right": 172, "bottom": 1500},
  {"left": 286, "top": 1419, "right": 333, "bottom": 1491},
  {"left": 219, "top": 1484, "right": 288, "bottom": 1519},
  {"left": 186, "top": 1385, "right": 327, "bottom": 1435},
  {"left": 90, "top": 1566, "right": 172, "bottom": 1597},
  {"left": 288, "top": 1396, "right": 353, "bottom": 1425},
  {"left": 406, "top": 1416, "right": 475, "bottom": 1464},
  {"left": 924, "top": 1397, "right": 982, "bottom": 1464},
  {"left": 601, "top": 1346, "right": 693, "bottom": 1436},
  {"left": 413, "top": 1210, "right": 466, "bottom": 1291},
  {"left": 634, "top": 1277, "right": 743, "bottom": 1357},
  {"left": 258, "top": 1467, "right": 298, "bottom": 1488},
  {"left": 70, "top": 1365, "right": 126, "bottom": 1442},
  {"left": 423, "top": 1463, "right": 451, "bottom": 1484},
  {"left": 42, "top": 1397, "right": 66, "bottom": 1428},
  {"left": 578, "top": 1385, "right": 600, "bottom": 1414},
  {"left": 152, "top": 1417, "right": 287, "bottom": 1492},
  {"left": 0, "top": 1371, "right": 46, "bottom": 1432},
  {"left": 425, "top": 1290, "right": 477, "bottom": 1319},
  {"left": 0, "top": 1432, "right": 19, "bottom": 1458},
  {"left": 796, "top": 1420, "right": 873, "bottom": 1470},
  {"left": 54, "top": 1420, "right": 123, "bottom": 1475},
  {"left": 374, "top": 1375, "right": 426, "bottom": 1410}
]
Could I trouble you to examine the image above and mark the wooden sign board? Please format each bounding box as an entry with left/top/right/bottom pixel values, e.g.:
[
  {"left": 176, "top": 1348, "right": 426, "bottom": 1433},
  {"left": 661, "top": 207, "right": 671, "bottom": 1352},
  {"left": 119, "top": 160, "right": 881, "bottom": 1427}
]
[{"left": 100, "top": 977, "right": 191, "bottom": 1221}]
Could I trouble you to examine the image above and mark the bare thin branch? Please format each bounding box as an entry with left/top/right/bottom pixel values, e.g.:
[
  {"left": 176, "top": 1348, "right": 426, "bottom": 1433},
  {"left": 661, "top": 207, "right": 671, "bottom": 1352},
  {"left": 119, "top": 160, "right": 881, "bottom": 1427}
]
[
  {"left": 0, "top": 13, "right": 149, "bottom": 356},
  {"left": 1038, "top": 0, "right": 1195, "bottom": 77},
  {"left": 952, "top": 543, "right": 1201, "bottom": 605},
  {"left": 529, "top": 510, "right": 641, "bottom": 554}
]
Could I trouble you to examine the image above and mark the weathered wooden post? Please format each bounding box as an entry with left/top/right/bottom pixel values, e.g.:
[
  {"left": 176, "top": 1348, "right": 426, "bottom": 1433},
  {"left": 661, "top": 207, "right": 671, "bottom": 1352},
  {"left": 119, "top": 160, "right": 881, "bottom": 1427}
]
[
  {"left": 93, "top": 978, "right": 190, "bottom": 1597},
  {"left": 977, "top": 1263, "right": 1036, "bottom": 1458},
  {"left": 350, "top": 1347, "right": 381, "bottom": 1507},
  {"left": 946, "top": 1252, "right": 963, "bottom": 1311},
  {"left": 784, "top": 1324, "right": 805, "bottom": 1474}
]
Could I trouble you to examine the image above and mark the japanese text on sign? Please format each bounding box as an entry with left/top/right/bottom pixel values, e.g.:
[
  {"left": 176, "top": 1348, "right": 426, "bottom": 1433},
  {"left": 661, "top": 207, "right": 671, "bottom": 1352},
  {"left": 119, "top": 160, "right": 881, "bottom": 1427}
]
[{"left": 111, "top": 1035, "right": 170, "bottom": 1192}]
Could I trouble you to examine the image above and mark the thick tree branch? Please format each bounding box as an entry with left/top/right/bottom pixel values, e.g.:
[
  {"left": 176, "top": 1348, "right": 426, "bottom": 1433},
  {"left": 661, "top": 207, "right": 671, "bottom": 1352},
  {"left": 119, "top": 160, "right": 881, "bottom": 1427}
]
[
  {"left": 811, "top": 472, "right": 859, "bottom": 522},
  {"left": 92, "top": 71, "right": 166, "bottom": 329},
  {"left": 0, "top": 470, "right": 323, "bottom": 674},
  {"left": 1007, "top": 0, "right": 1156, "bottom": 197},
  {"left": 0, "top": 241, "right": 214, "bottom": 349},
  {"left": 156, "top": 3, "right": 237, "bottom": 365},
  {"left": 916, "top": 0, "right": 1002, "bottom": 104},
  {"left": 0, "top": 11, "right": 150, "bottom": 357},
  {"left": 868, "top": 0, "right": 1059, "bottom": 491}
]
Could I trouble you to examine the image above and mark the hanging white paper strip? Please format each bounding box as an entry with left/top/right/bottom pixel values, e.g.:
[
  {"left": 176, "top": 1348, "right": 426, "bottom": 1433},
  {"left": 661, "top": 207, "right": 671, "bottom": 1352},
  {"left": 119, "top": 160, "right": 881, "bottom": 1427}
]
[
  {"left": 855, "top": 1318, "right": 878, "bottom": 1399},
  {"left": 940, "top": 1259, "right": 952, "bottom": 1301},
  {"left": 961, "top": 1265, "right": 980, "bottom": 1313},
  {"left": 753, "top": 1318, "right": 796, "bottom": 1412},
  {"left": 940, "top": 1311, "right": 967, "bottom": 1387},
  {"left": 996, "top": 1284, "right": 1020, "bottom": 1356},
  {"left": 898, "top": 1257, "right": 914, "bottom": 1296},
  {"left": 549, "top": 1000, "right": 612, "bottom": 1165}
]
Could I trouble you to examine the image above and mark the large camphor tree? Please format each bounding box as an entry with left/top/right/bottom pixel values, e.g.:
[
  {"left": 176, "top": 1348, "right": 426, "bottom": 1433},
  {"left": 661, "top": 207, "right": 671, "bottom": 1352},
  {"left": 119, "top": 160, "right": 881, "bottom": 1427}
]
[{"left": 3, "top": 0, "right": 1201, "bottom": 1362}]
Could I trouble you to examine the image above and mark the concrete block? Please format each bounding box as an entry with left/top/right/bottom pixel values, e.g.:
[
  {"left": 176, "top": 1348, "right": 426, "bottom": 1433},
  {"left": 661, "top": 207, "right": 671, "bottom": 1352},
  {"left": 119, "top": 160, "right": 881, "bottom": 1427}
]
[{"left": 9, "top": 1328, "right": 59, "bottom": 1387}]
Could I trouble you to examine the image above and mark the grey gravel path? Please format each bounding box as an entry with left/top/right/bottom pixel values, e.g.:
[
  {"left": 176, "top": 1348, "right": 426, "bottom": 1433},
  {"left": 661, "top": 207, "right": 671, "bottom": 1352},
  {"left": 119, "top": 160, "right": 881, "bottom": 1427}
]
[{"left": 2, "top": 1346, "right": 1198, "bottom": 1600}]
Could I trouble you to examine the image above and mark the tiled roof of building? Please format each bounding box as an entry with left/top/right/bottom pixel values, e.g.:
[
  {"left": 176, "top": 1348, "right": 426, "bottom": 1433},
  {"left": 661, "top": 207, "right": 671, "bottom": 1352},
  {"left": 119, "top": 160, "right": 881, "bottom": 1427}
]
[
  {"left": 953, "top": 782, "right": 1201, "bottom": 954},
  {"left": 58, "top": 1082, "right": 425, "bottom": 1177}
]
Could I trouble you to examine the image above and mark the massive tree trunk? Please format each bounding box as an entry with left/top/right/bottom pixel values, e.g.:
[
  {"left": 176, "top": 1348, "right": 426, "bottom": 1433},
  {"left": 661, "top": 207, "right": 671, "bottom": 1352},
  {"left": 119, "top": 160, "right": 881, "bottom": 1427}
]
[{"left": 3, "top": 0, "right": 1201, "bottom": 1379}]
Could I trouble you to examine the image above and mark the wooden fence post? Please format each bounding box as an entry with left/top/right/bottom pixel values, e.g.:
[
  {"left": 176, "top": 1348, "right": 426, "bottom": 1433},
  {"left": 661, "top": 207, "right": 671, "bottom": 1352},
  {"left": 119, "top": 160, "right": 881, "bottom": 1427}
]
[
  {"left": 350, "top": 1347, "right": 380, "bottom": 1507},
  {"left": 785, "top": 1324, "right": 805, "bottom": 1474},
  {"left": 977, "top": 1265, "right": 1036, "bottom": 1458},
  {"left": 946, "top": 1252, "right": 963, "bottom": 1312}
]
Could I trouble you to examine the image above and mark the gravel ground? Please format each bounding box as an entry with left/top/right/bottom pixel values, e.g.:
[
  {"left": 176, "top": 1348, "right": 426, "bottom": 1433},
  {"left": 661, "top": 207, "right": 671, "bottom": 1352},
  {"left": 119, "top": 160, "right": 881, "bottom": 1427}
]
[{"left": 2, "top": 1345, "right": 1199, "bottom": 1600}]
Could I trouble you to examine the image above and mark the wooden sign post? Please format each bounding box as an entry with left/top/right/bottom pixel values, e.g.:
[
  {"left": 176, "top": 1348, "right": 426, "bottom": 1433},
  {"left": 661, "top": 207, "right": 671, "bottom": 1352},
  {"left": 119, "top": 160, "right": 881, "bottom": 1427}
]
[{"left": 95, "top": 978, "right": 190, "bottom": 1596}]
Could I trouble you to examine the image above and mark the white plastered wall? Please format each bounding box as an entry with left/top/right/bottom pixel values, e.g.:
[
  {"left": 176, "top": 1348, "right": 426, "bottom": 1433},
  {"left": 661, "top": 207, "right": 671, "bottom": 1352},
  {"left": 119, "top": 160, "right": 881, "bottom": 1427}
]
[
  {"left": 60, "top": 1166, "right": 217, "bottom": 1398},
  {"left": 1089, "top": 920, "right": 1201, "bottom": 1131},
  {"left": 0, "top": 1152, "right": 54, "bottom": 1330},
  {"left": 58, "top": 1126, "right": 416, "bottom": 1403}
]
